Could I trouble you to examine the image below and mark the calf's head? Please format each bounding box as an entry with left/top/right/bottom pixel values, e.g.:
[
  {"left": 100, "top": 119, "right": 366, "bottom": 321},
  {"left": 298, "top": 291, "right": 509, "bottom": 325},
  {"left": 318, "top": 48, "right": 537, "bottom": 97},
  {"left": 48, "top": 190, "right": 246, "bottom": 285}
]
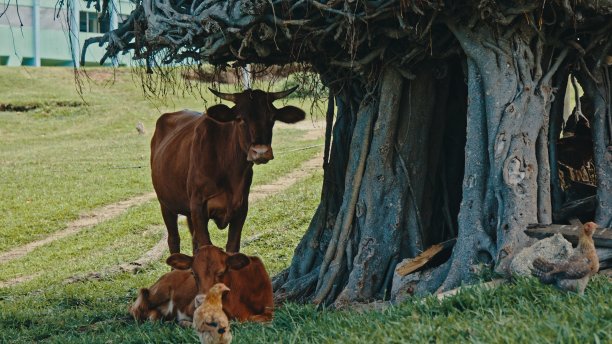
[
  {"left": 166, "top": 245, "right": 250, "bottom": 293},
  {"left": 129, "top": 288, "right": 161, "bottom": 321},
  {"left": 207, "top": 87, "right": 306, "bottom": 164}
]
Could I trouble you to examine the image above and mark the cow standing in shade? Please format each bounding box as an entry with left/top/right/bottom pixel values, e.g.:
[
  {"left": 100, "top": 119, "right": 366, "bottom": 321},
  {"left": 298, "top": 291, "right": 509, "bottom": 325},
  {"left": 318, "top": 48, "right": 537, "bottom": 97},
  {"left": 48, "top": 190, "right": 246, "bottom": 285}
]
[{"left": 151, "top": 87, "right": 305, "bottom": 253}]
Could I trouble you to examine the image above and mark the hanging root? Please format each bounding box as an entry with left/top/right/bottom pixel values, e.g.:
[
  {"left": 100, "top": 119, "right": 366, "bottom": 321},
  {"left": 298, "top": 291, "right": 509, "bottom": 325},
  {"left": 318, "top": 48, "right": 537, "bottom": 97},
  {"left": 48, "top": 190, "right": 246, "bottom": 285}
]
[
  {"left": 313, "top": 97, "right": 377, "bottom": 305},
  {"left": 274, "top": 268, "right": 320, "bottom": 304},
  {"left": 436, "top": 231, "right": 495, "bottom": 293}
]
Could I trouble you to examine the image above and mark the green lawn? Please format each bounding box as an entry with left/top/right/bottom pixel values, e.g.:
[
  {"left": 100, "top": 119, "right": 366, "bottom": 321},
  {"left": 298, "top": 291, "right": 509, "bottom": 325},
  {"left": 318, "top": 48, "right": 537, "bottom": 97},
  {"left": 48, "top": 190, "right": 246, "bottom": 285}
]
[{"left": 0, "top": 67, "right": 610, "bottom": 344}]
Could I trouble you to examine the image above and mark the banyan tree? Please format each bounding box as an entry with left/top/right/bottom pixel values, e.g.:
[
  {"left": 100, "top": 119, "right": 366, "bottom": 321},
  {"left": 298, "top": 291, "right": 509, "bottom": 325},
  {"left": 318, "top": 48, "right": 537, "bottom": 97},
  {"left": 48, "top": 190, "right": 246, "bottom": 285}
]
[{"left": 83, "top": 0, "right": 611, "bottom": 306}]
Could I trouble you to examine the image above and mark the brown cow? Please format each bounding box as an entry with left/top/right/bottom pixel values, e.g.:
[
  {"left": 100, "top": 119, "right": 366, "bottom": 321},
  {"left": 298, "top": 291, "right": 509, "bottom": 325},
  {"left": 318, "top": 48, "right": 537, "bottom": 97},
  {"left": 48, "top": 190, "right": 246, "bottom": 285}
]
[
  {"left": 151, "top": 87, "right": 305, "bottom": 253},
  {"left": 167, "top": 245, "right": 274, "bottom": 322},
  {"left": 129, "top": 269, "right": 197, "bottom": 326}
]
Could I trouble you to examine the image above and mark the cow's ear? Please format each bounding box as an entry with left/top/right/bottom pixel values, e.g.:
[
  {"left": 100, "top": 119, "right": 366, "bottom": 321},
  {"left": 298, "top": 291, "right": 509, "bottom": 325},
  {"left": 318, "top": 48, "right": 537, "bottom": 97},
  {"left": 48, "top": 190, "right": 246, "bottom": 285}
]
[
  {"left": 226, "top": 253, "right": 250, "bottom": 270},
  {"left": 276, "top": 105, "right": 305, "bottom": 124},
  {"left": 206, "top": 104, "right": 238, "bottom": 123},
  {"left": 166, "top": 253, "right": 193, "bottom": 270}
]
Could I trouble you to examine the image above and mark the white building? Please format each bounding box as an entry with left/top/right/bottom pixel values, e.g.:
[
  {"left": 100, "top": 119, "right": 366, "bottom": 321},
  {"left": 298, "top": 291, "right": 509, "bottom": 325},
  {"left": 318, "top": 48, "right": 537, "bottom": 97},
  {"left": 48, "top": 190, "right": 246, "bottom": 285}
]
[{"left": 0, "top": 0, "right": 134, "bottom": 66}]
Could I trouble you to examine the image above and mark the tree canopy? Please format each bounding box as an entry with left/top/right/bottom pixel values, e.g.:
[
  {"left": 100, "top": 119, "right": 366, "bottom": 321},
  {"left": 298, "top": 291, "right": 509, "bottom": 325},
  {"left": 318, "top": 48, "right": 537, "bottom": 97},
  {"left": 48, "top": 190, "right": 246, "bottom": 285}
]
[{"left": 85, "top": 1, "right": 611, "bottom": 76}]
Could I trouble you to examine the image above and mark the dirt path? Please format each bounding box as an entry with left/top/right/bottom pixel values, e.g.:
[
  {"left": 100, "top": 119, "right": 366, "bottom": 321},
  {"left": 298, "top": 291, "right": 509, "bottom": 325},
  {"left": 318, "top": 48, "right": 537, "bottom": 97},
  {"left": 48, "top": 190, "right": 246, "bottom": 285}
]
[
  {"left": 0, "top": 193, "right": 157, "bottom": 265},
  {"left": 0, "top": 273, "right": 40, "bottom": 289},
  {"left": 61, "top": 154, "right": 323, "bottom": 284},
  {"left": 64, "top": 227, "right": 168, "bottom": 284},
  {"left": 0, "top": 151, "right": 321, "bottom": 268},
  {"left": 277, "top": 119, "right": 325, "bottom": 141},
  {"left": 0, "top": 123, "right": 324, "bottom": 268},
  {"left": 249, "top": 154, "right": 322, "bottom": 203},
  {"left": 1, "top": 127, "right": 323, "bottom": 287}
]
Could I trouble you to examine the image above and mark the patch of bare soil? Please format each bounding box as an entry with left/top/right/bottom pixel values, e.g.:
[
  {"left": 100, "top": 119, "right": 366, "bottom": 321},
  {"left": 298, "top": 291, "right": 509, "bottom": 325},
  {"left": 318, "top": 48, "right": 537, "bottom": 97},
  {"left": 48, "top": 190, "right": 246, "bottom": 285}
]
[
  {"left": 0, "top": 101, "right": 82, "bottom": 112},
  {"left": 0, "top": 273, "right": 40, "bottom": 289},
  {"left": 0, "top": 193, "right": 156, "bottom": 265}
]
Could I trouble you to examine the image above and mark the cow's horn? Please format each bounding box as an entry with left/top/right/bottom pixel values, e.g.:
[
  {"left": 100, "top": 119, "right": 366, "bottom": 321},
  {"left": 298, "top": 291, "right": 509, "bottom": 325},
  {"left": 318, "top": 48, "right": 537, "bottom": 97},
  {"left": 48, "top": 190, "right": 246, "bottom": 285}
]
[
  {"left": 209, "top": 88, "right": 237, "bottom": 103},
  {"left": 269, "top": 85, "right": 299, "bottom": 101}
]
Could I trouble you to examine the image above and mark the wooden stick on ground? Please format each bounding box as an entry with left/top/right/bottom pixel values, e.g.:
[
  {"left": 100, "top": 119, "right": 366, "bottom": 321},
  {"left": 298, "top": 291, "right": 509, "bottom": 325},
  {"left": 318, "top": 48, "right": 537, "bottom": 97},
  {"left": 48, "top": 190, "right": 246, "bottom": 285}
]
[{"left": 395, "top": 239, "right": 456, "bottom": 277}]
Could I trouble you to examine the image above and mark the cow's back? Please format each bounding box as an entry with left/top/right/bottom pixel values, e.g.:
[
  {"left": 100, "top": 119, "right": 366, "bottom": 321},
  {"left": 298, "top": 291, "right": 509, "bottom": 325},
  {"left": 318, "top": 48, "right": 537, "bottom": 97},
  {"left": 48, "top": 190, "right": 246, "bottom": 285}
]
[
  {"left": 151, "top": 110, "right": 202, "bottom": 214},
  {"left": 223, "top": 256, "right": 273, "bottom": 321}
]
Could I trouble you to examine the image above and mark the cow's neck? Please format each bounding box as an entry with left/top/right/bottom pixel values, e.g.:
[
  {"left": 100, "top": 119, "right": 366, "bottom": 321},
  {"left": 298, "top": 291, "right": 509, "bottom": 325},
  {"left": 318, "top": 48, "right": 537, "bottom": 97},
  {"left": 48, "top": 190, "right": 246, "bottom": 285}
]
[{"left": 199, "top": 118, "right": 254, "bottom": 200}]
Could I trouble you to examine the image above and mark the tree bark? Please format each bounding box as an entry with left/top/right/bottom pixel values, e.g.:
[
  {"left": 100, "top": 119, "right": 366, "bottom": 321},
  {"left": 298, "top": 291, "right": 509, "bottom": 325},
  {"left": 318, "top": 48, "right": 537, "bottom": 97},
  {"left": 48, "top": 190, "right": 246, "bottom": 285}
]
[
  {"left": 550, "top": 71, "right": 570, "bottom": 219},
  {"left": 275, "top": 54, "right": 472, "bottom": 303},
  {"left": 577, "top": 66, "right": 612, "bottom": 227},
  {"left": 415, "top": 20, "right": 568, "bottom": 293},
  {"left": 275, "top": 13, "right": 609, "bottom": 303}
]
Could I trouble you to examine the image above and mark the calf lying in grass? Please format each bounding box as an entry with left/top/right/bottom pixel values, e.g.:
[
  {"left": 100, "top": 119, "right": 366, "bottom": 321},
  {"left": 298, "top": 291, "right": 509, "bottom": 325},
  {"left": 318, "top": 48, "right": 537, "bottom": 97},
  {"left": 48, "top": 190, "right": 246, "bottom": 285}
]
[
  {"left": 129, "top": 270, "right": 231, "bottom": 343},
  {"left": 129, "top": 269, "right": 197, "bottom": 326},
  {"left": 166, "top": 245, "right": 274, "bottom": 322},
  {"left": 130, "top": 246, "right": 273, "bottom": 343}
]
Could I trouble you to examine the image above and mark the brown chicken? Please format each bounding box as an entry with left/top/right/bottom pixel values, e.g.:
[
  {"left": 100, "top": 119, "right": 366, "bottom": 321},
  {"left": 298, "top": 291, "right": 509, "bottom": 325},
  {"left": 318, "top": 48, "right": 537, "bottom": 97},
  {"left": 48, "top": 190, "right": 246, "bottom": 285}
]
[
  {"left": 531, "top": 222, "right": 600, "bottom": 294},
  {"left": 193, "top": 283, "right": 232, "bottom": 344}
]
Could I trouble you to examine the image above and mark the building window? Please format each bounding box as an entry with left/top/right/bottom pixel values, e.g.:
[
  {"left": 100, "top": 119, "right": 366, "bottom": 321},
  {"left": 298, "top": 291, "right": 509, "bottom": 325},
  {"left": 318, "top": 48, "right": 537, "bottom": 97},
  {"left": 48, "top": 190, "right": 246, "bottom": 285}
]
[{"left": 79, "top": 12, "right": 109, "bottom": 33}]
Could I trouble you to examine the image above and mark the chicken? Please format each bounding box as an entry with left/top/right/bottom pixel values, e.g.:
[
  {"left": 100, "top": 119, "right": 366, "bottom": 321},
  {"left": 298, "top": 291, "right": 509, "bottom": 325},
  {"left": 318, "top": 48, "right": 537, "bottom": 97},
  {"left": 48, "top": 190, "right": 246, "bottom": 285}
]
[
  {"left": 136, "top": 122, "right": 146, "bottom": 135},
  {"left": 193, "top": 283, "right": 232, "bottom": 344},
  {"left": 531, "top": 222, "right": 600, "bottom": 294}
]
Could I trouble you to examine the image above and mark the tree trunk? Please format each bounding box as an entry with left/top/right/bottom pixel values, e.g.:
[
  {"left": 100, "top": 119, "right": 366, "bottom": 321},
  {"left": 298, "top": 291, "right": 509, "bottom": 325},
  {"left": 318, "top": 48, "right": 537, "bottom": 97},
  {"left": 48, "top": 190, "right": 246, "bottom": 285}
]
[
  {"left": 577, "top": 66, "right": 612, "bottom": 227},
  {"left": 275, "top": 60, "right": 468, "bottom": 304},
  {"left": 417, "top": 21, "right": 566, "bottom": 292},
  {"left": 272, "top": 8, "right": 608, "bottom": 305},
  {"left": 276, "top": 21, "right": 574, "bottom": 303}
]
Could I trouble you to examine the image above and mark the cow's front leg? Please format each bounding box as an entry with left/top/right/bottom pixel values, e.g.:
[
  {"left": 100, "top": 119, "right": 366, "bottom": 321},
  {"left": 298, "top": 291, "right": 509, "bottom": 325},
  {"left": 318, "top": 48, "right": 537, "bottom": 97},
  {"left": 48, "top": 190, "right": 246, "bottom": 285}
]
[
  {"left": 226, "top": 203, "right": 248, "bottom": 253},
  {"left": 160, "top": 204, "right": 180, "bottom": 254},
  {"left": 190, "top": 199, "right": 212, "bottom": 253}
]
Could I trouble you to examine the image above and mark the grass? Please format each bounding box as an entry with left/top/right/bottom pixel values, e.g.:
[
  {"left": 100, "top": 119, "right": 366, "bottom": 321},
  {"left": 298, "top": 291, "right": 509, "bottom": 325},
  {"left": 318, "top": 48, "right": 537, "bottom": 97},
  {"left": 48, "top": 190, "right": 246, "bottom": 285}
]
[
  {"left": 2, "top": 268, "right": 610, "bottom": 343},
  {"left": 0, "top": 171, "right": 324, "bottom": 343},
  {"left": 0, "top": 171, "right": 323, "bottom": 289},
  {"left": 1, "top": 67, "right": 611, "bottom": 343}
]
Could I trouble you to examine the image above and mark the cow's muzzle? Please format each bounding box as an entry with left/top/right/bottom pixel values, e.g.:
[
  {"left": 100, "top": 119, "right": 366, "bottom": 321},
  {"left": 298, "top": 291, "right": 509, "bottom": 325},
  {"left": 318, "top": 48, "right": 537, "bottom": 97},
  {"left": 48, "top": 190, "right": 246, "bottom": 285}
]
[{"left": 247, "top": 145, "right": 274, "bottom": 164}]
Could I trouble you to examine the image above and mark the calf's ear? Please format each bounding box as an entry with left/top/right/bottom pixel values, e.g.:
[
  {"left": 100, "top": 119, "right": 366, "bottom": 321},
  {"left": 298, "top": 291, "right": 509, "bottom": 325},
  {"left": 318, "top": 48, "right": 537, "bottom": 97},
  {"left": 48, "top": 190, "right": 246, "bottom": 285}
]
[
  {"left": 139, "top": 288, "right": 150, "bottom": 299},
  {"left": 194, "top": 294, "right": 205, "bottom": 308},
  {"left": 226, "top": 253, "right": 250, "bottom": 270},
  {"left": 276, "top": 105, "right": 306, "bottom": 124},
  {"left": 206, "top": 104, "right": 238, "bottom": 123},
  {"left": 166, "top": 253, "right": 194, "bottom": 270}
]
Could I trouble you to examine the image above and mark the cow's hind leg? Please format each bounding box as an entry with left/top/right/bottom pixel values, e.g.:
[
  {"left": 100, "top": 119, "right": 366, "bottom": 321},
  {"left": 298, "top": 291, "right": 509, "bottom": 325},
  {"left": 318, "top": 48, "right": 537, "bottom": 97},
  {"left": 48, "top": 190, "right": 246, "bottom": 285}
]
[{"left": 160, "top": 205, "right": 180, "bottom": 254}]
